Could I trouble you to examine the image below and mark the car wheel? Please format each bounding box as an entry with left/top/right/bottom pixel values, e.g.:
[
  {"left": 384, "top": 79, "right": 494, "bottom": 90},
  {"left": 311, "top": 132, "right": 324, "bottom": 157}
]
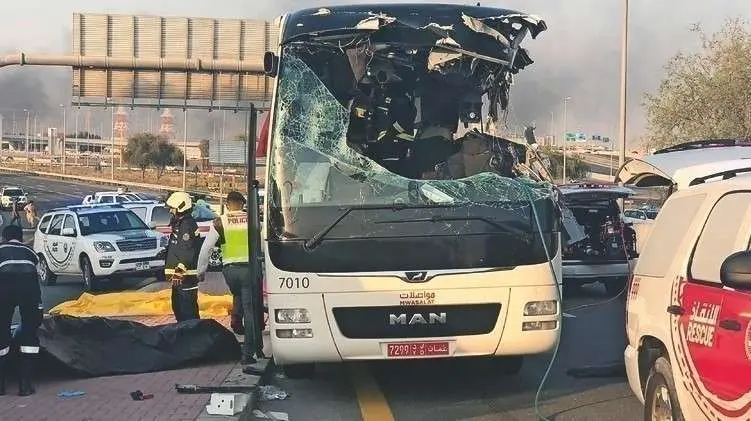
[
  {"left": 281, "top": 363, "right": 315, "bottom": 379},
  {"left": 37, "top": 255, "right": 57, "bottom": 286},
  {"left": 644, "top": 357, "right": 684, "bottom": 421},
  {"left": 80, "top": 255, "right": 99, "bottom": 292}
]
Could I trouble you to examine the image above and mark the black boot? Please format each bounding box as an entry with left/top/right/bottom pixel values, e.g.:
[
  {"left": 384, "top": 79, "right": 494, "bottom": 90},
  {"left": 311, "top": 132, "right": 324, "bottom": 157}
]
[{"left": 18, "top": 354, "right": 35, "bottom": 397}]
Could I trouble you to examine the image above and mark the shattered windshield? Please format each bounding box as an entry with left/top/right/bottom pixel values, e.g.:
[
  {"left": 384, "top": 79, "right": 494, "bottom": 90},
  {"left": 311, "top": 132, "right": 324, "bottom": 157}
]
[{"left": 265, "top": 8, "right": 558, "bottom": 272}]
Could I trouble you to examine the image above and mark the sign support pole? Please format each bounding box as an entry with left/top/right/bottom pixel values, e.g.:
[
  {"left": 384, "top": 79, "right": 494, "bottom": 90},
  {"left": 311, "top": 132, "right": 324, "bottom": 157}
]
[{"left": 245, "top": 104, "right": 264, "bottom": 360}]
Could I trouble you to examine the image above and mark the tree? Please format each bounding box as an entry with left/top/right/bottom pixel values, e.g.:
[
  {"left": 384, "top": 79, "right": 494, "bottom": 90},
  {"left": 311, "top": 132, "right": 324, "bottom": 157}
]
[
  {"left": 644, "top": 19, "right": 751, "bottom": 149},
  {"left": 123, "top": 133, "right": 157, "bottom": 179},
  {"left": 152, "top": 140, "right": 184, "bottom": 179}
]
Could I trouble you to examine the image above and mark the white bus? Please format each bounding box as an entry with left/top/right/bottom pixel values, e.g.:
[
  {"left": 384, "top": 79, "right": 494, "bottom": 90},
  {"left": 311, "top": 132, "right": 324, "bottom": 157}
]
[{"left": 261, "top": 3, "right": 562, "bottom": 378}]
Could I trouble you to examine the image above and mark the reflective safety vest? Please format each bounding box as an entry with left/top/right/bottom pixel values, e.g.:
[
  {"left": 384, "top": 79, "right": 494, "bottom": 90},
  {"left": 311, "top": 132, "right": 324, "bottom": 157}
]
[{"left": 220, "top": 211, "right": 249, "bottom": 265}]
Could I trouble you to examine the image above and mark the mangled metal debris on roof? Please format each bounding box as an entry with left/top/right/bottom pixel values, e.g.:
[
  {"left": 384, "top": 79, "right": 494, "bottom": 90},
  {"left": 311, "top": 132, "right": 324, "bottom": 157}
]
[{"left": 265, "top": 4, "right": 556, "bottom": 248}]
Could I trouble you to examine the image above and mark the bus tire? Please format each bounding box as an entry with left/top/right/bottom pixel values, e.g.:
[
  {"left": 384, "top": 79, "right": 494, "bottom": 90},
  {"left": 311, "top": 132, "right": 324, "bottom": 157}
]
[
  {"left": 493, "top": 356, "right": 524, "bottom": 375},
  {"left": 281, "top": 363, "right": 315, "bottom": 379}
]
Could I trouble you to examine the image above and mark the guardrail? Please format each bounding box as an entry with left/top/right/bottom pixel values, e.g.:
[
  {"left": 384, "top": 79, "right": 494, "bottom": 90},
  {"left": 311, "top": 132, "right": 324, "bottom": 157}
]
[{"left": 0, "top": 165, "right": 229, "bottom": 200}]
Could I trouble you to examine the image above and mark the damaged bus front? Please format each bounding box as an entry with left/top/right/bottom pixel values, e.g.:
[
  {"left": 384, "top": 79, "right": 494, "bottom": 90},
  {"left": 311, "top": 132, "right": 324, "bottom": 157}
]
[{"left": 262, "top": 4, "right": 560, "bottom": 378}]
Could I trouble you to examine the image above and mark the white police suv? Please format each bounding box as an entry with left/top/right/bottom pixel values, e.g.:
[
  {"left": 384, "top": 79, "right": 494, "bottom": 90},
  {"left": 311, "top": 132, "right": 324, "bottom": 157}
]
[
  {"left": 34, "top": 204, "right": 167, "bottom": 291},
  {"left": 0, "top": 186, "right": 29, "bottom": 210}
]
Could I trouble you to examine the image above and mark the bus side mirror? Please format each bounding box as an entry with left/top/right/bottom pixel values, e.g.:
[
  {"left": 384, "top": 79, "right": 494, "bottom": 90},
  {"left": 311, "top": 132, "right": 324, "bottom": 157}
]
[
  {"left": 264, "top": 52, "right": 279, "bottom": 77},
  {"left": 720, "top": 250, "right": 751, "bottom": 291}
]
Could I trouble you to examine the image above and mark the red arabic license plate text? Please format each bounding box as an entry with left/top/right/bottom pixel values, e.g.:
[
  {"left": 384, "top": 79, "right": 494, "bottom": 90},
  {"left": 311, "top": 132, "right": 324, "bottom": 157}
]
[{"left": 386, "top": 341, "right": 450, "bottom": 357}]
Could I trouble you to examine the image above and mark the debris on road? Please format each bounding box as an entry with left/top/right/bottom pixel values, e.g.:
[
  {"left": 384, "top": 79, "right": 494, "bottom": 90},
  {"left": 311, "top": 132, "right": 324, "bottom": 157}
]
[
  {"left": 57, "top": 390, "right": 86, "bottom": 398},
  {"left": 258, "top": 385, "right": 289, "bottom": 401},
  {"left": 252, "top": 409, "right": 290, "bottom": 420},
  {"left": 205, "top": 392, "right": 249, "bottom": 416},
  {"left": 129, "top": 390, "right": 154, "bottom": 400},
  {"left": 175, "top": 383, "right": 257, "bottom": 394}
]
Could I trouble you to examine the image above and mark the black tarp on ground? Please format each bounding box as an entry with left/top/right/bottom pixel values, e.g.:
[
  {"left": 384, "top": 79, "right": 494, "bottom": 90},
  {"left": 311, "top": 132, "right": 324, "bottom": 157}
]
[{"left": 30, "top": 315, "right": 240, "bottom": 377}]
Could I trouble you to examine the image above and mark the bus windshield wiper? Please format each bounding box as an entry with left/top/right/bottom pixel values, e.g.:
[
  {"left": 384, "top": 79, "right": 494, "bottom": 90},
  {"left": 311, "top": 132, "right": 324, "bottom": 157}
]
[
  {"left": 303, "top": 202, "right": 446, "bottom": 250},
  {"left": 374, "top": 215, "right": 529, "bottom": 236}
]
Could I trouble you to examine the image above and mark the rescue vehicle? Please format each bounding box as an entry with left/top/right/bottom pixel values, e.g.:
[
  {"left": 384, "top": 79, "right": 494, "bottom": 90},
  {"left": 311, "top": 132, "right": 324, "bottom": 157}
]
[
  {"left": 559, "top": 183, "right": 639, "bottom": 296},
  {"left": 625, "top": 169, "right": 751, "bottom": 421},
  {"left": 121, "top": 200, "right": 223, "bottom": 270},
  {"left": 34, "top": 204, "right": 168, "bottom": 291},
  {"left": 0, "top": 186, "right": 29, "bottom": 210}
]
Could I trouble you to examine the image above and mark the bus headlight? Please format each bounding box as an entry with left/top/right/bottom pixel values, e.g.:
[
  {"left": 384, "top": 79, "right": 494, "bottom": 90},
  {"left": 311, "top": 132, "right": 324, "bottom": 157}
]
[
  {"left": 276, "top": 328, "right": 313, "bottom": 339},
  {"left": 523, "top": 300, "right": 558, "bottom": 316},
  {"left": 522, "top": 321, "right": 558, "bottom": 331},
  {"left": 275, "top": 308, "right": 311, "bottom": 324}
]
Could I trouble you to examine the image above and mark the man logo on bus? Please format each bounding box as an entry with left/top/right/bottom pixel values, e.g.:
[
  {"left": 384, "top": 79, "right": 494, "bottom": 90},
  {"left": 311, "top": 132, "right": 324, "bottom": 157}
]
[
  {"left": 389, "top": 312, "right": 447, "bottom": 325},
  {"left": 404, "top": 271, "right": 428, "bottom": 282}
]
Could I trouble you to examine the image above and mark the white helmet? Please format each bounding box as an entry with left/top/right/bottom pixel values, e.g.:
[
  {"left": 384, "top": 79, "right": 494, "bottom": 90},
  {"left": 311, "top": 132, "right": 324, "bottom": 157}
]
[{"left": 166, "top": 191, "right": 193, "bottom": 213}]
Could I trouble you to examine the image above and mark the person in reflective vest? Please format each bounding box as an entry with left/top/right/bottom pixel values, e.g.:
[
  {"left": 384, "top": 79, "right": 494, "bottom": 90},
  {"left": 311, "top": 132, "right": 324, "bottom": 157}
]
[
  {"left": 164, "top": 191, "right": 202, "bottom": 322},
  {"left": 0, "top": 224, "right": 43, "bottom": 396},
  {"left": 198, "top": 191, "right": 260, "bottom": 366}
]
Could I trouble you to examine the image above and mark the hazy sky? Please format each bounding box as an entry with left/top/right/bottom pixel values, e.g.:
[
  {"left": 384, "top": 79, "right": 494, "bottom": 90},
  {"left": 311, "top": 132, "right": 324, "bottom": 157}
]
[{"left": 1, "top": 0, "right": 750, "bottom": 145}]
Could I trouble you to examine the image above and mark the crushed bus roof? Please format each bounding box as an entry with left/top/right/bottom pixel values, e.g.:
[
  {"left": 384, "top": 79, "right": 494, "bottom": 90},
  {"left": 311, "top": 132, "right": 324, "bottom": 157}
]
[{"left": 282, "top": 3, "right": 547, "bottom": 75}]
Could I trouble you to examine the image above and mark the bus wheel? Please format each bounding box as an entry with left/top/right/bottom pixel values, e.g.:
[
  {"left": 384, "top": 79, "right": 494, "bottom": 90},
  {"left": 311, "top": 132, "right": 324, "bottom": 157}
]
[
  {"left": 281, "top": 363, "right": 315, "bottom": 379},
  {"left": 493, "top": 356, "right": 524, "bottom": 375}
]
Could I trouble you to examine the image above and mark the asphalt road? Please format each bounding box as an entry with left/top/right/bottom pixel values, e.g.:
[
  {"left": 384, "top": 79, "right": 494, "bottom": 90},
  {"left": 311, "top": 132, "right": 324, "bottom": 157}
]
[
  {"left": 0, "top": 172, "right": 164, "bottom": 317},
  {"left": 258, "top": 285, "right": 642, "bottom": 421}
]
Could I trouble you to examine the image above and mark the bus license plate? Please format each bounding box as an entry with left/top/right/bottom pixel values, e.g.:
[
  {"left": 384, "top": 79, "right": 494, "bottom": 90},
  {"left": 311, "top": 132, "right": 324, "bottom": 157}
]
[
  {"left": 136, "top": 262, "right": 150, "bottom": 270},
  {"left": 386, "top": 341, "right": 450, "bottom": 358}
]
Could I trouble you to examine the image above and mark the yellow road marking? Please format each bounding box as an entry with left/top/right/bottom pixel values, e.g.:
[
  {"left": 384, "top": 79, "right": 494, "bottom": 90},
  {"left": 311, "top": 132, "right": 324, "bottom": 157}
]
[{"left": 348, "top": 362, "right": 395, "bottom": 421}]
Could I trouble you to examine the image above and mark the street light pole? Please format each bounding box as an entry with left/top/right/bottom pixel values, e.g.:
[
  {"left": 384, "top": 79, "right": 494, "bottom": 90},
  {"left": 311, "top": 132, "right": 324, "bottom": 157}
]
[
  {"left": 549, "top": 111, "right": 555, "bottom": 146},
  {"left": 617, "top": 0, "right": 629, "bottom": 172},
  {"left": 562, "top": 97, "right": 571, "bottom": 184},
  {"left": 33, "top": 114, "right": 37, "bottom": 154},
  {"left": 74, "top": 108, "right": 79, "bottom": 165},
  {"left": 61, "top": 105, "right": 67, "bottom": 174},
  {"left": 24, "top": 109, "right": 29, "bottom": 171},
  {"left": 182, "top": 109, "right": 188, "bottom": 190},
  {"left": 110, "top": 103, "right": 115, "bottom": 180}
]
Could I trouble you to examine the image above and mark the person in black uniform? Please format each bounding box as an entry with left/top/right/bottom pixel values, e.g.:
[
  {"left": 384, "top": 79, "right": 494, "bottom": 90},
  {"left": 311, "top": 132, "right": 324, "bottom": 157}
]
[
  {"left": 164, "top": 191, "right": 202, "bottom": 322},
  {"left": 0, "top": 224, "right": 43, "bottom": 396}
]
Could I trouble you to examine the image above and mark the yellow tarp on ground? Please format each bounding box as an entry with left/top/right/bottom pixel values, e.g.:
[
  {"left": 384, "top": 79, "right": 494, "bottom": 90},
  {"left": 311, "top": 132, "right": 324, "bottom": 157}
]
[{"left": 49, "top": 290, "right": 233, "bottom": 318}]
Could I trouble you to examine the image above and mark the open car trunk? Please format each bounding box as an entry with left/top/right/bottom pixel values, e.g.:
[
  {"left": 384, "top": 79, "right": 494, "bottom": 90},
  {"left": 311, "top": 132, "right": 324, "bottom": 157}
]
[{"left": 561, "top": 187, "right": 638, "bottom": 263}]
